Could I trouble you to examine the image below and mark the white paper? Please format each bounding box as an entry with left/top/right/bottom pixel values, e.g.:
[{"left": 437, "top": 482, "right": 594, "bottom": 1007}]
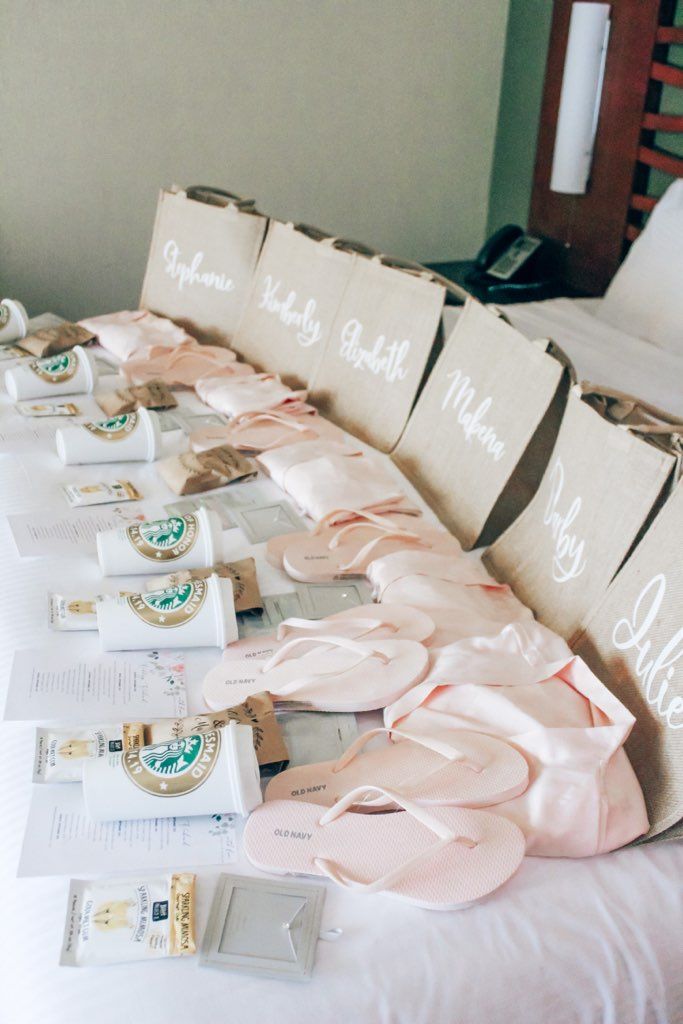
[
  {"left": 3, "top": 648, "right": 188, "bottom": 722},
  {"left": 18, "top": 784, "right": 237, "bottom": 876},
  {"left": 0, "top": 420, "right": 62, "bottom": 449},
  {"left": 7, "top": 502, "right": 162, "bottom": 557}
]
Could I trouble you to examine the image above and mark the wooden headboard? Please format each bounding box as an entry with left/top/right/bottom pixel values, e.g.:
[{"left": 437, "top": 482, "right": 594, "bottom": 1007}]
[{"left": 529, "top": 0, "right": 682, "bottom": 295}]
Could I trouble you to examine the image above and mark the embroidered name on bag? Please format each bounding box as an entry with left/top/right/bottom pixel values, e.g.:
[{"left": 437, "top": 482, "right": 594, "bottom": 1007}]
[
  {"left": 611, "top": 573, "right": 683, "bottom": 730},
  {"left": 258, "top": 275, "right": 322, "bottom": 348},
  {"left": 441, "top": 369, "right": 505, "bottom": 461},
  {"left": 542, "top": 459, "right": 586, "bottom": 584},
  {"left": 338, "top": 320, "right": 409, "bottom": 383},
  {"left": 163, "top": 240, "right": 236, "bottom": 294}
]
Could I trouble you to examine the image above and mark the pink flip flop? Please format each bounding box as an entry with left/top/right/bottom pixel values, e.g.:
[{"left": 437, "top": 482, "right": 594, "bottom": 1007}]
[
  {"left": 264, "top": 728, "right": 529, "bottom": 809},
  {"left": 265, "top": 508, "right": 424, "bottom": 571},
  {"left": 244, "top": 787, "right": 526, "bottom": 910},
  {"left": 190, "top": 411, "right": 320, "bottom": 453},
  {"left": 221, "top": 604, "right": 436, "bottom": 662},
  {"left": 282, "top": 514, "right": 462, "bottom": 582},
  {"left": 202, "top": 635, "right": 429, "bottom": 712}
]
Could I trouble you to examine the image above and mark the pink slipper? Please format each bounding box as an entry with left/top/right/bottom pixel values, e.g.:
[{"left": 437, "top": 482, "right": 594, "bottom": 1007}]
[
  {"left": 282, "top": 514, "right": 462, "bottom": 582},
  {"left": 221, "top": 603, "right": 437, "bottom": 662},
  {"left": 244, "top": 787, "right": 526, "bottom": 910},
  {"left": 265, "top": 727, "right": 529, "bottom": 809},
  {"left": 124, "top": 343, "right": 250, "bottom": 388},
  {"left": 190, "top": 411, "right": 320, "bottom": 453},
  {"left": 202, "top": 635, "right": 429, "bottom": 712},
  {"left": 264, "top": 508, "right": 423, "bottom": 570}
]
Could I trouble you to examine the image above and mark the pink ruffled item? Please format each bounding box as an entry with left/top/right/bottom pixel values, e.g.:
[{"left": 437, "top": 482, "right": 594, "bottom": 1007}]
[
  {"left": 78, "top": 309, "right": 192, "bottom": 362},
  {"left": 277, "top": 453, "right": 416, "bottom": 523},
  {"left": 257, "top": 439, "right": 364, "bottom": 489},
  {"left": 123, "top": 341, "right": 246, "bottom": 388},
  {"left": 196, "top": 372, "right": 309, "bottom": 418},
  {"left": 367, "top": 550, "right": 534, "bottom": 646},
  {"left": 384, "top": 621, "right": 649, "bottom": 857}
]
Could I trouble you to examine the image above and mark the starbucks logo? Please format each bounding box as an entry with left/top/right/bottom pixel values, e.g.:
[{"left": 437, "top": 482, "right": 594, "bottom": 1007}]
[
  {"left": 127, "top": 513, "right": 199, "bottom": 562},
  {"left": 123, "top": 730, "right": 220, "bottom": 796},
  {"left": 29, "top": 351, "right": 78, "bottom": 384},
  {"left": 0, "top": 305, "right": 9, "bottom": 328},
  {"left": 83, "top": 412, "right": 138, "bottom": 441},
  {"left": 127, "top": 579, "right": 207, "bottom": 628}
]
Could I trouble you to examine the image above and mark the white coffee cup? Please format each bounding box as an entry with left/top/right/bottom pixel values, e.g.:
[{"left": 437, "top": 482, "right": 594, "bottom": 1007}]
[
  {"left": 97, "top": 506, "right": 223, "bottom": 576},
  {"left": 55, "top": 407, "right": 161, "bottom": 465},
  {"left": 96, "top": 574, "right": 237, "bottom": 651},
  {"left": 82, "top": 722, "right": 262, "bottom": 821},
  {"left": 4, "top": 345, "right": 97, "bottom": 401},
  {"left": 0, "top": 298, "right": 29, "bottom": 344}
]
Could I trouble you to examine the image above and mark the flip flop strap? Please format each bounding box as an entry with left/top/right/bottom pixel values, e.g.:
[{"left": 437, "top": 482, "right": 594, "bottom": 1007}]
[
  {"left": 314, "top": 784, "right": 476, "bottom": 893},
  {"left": 335, "top": 530, "right": 431, "bottom": 573},
  {"left": 331, "top": 727, "right": 483, "bottom": 775},
  {"left": 231, "top": 411, "right": 310, "bottom": 433},
  {"left": 329, "top": 520, "right": 421, "bottom": 548},
  {"left": 262, "top": 635, "right": 389, "bottom": 673},
  {"left": 276, "top": 616, "right": 393, "bottom": 641},
  {"left": 315, "top": 508, "right": 409, "bottom": 534}
]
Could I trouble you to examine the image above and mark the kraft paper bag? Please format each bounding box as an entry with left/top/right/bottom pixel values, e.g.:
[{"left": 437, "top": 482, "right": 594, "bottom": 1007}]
[
  {"left": 96, "top": 381, "right": 178, "bottom": 416},
  {"left": 484, "top": 386, "right": 682, "bottom": 641},
  {"left": 232, "top": 222, "right": 363, "bottom": 389},
  {"left": 308, "top": 255, "right": 447, "bottom": 452},
  {"left": 140, "top": 185, "right": 268, "bottom": 346},
  {"left": 574, "top": 479, "right": 683, "bottom": 840},
  {"left": 18, "top": 322, "right": 95, "bottom": 358},
  {"left": 393, "top": 299, "right": 570, "bottom": 549},
  {"left": 157, "top": 445, "right": 256, "bottom": 495}
]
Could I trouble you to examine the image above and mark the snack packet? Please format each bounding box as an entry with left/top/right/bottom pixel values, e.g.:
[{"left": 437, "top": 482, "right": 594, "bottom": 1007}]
[
  {"left": 143, "top": 691, "right": 288, "bottom": 770},
  {"left": 60, "top": 873, "right": 196, "bottom": 965},
  {"left": 62, "top": 480, "right": 142, "bottom": 508},
  {"left": 147, "top": 557, "right": 262, "bottom": 613},
  {"left": 18, "top": 321, "right": 95, "bottom": 358},
  {"left": 16, "top": 401, "right": 80, "bottom": 417},
  {"left": 96, "top": 380, "right": 178, "bottom": 416},
  {"left": 33, "top": 723, "right": 145, "bottom": 782},
  {"left": 157, "top": 445, "right": 256, "bottom": 496}
]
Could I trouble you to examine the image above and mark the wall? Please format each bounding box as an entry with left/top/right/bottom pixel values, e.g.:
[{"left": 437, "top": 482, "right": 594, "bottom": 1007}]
[
  {"left": 486, "top": 0, "right": 554, "bottom": 236},
  {"left": 1, "top": 0, "right": 509, "bottom": 320}
]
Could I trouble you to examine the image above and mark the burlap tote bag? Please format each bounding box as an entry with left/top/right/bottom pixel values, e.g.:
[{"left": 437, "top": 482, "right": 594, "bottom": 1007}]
[
  {"left": 393, "top": 298, "right": 572, "bottom": 549},
  {"left": 140, "top": 185, "right": 267, "bottom": 346},
  {"left": 574, "top": 476, "right": 683, "bottom": 840},
  {"left": 232, "top": 223, "right": 373, "bottom": 389},
  {"left": 483, "top": 385, "right": 682, "bottom": 640},
  {"left": 308, "top": 255, "right": 450, "bottom": 452}
]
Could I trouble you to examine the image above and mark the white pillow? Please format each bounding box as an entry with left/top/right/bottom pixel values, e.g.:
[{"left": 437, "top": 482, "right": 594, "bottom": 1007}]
[{"left": 596, "top": 179, "right": 683, "bottom": 352}]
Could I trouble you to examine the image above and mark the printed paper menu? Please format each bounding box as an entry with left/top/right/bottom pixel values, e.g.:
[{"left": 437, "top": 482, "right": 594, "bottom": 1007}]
[
  {"left": 18, "top": 784, "right": 237, "bottom": 876},
  {"left": 8, "top": 502, "right": 162, "bottom": 557},
  {"left": 4, "top": 649, "right": 188, "bottom": 722}
]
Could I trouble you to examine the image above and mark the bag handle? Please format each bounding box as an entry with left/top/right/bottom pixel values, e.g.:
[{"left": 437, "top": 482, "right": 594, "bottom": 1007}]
[
  {"left": 319, "top": 236, "right": 378, "bottom": 256},
  {"left": 286, "top": 222, "right": 332, "bottom": 242},
  {"left": 578, "top": 383, "right": 683, "bottom": 435},
  {"left": 372, "top": 253, "right": 470, "bottom": 303},
  {"left": 185, "top": 185, "right": 256, "bottom": 210}
]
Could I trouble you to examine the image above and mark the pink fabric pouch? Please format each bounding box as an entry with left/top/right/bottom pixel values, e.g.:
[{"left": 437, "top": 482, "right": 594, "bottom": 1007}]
[
  {"left": 196, "top": 372, "right": 308, "bottom": 417},
  {"left": 257, "top": 439, "right": 364, "bottom": 489},
  {"left": 78, "top": 309, "right": 192, "bottom": 362},
  {"left": 367, "top": 550, "right": 534, "bottom": 646},
  {"left": 278, "top": 454, "right": 413, "bottom": 523},
  {"left": 123, "top": 340, "right": 244, "bottom": 387},
  {"left": 384, "top": 622, "right": 649, "bottom": 857}
]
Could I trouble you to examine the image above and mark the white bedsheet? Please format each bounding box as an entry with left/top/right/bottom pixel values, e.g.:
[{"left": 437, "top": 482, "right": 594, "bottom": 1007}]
[
  {"left": 1, "top": 365, "right": 681, "bottom": 1024},
  {"left": 443, "top": 297, "right": 683, "bottom": 419}
]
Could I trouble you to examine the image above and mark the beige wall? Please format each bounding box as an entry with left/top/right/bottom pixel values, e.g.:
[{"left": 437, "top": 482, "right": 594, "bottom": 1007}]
[{"left": 1, "top": 0, "right": 510, "bottom": 320}]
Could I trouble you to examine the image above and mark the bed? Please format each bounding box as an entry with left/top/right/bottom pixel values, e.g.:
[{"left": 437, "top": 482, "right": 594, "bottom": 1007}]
[{"left": 1, "top": 356, "right": 681, "bottom": 1024}]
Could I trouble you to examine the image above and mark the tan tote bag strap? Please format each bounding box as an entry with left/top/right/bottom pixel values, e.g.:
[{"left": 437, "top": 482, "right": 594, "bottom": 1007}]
[
  {"left": 286, "top": 222, "right": 332, "bottom": 242},
  {"left": 373, "top": 253, "right": 469, "bottom": 303},
  {"left": 185, "top": 185, "right": 256, "bottom": 210},
  {"left": 578, "top": 382, "right": 683, "bottom": 435},
  {"left": 319, "top": 236, "right": 378, "bottom": 256},
  {"left": 530, "top": 338, "right": 578, "bottom": 383}
]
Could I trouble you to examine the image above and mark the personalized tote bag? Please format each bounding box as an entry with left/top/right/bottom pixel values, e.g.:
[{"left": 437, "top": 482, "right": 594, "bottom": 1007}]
[
  {"left": 140, "top": 185, "right": 268, "bottom": 346},
  {"left": 483, "top": 385, "right": 682, "bottom": 640},
  {"left": 232, "top": 223, "right": 371, "bottom": 389},
  {"left": 308, "top": 256, "right": 448, "bottom": 452},
  {"left": 574, "top": 479, "right": 683, "bottom": 840},
  {"left": 392, "top": 298, "right": 571, "bottom": 549}
]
